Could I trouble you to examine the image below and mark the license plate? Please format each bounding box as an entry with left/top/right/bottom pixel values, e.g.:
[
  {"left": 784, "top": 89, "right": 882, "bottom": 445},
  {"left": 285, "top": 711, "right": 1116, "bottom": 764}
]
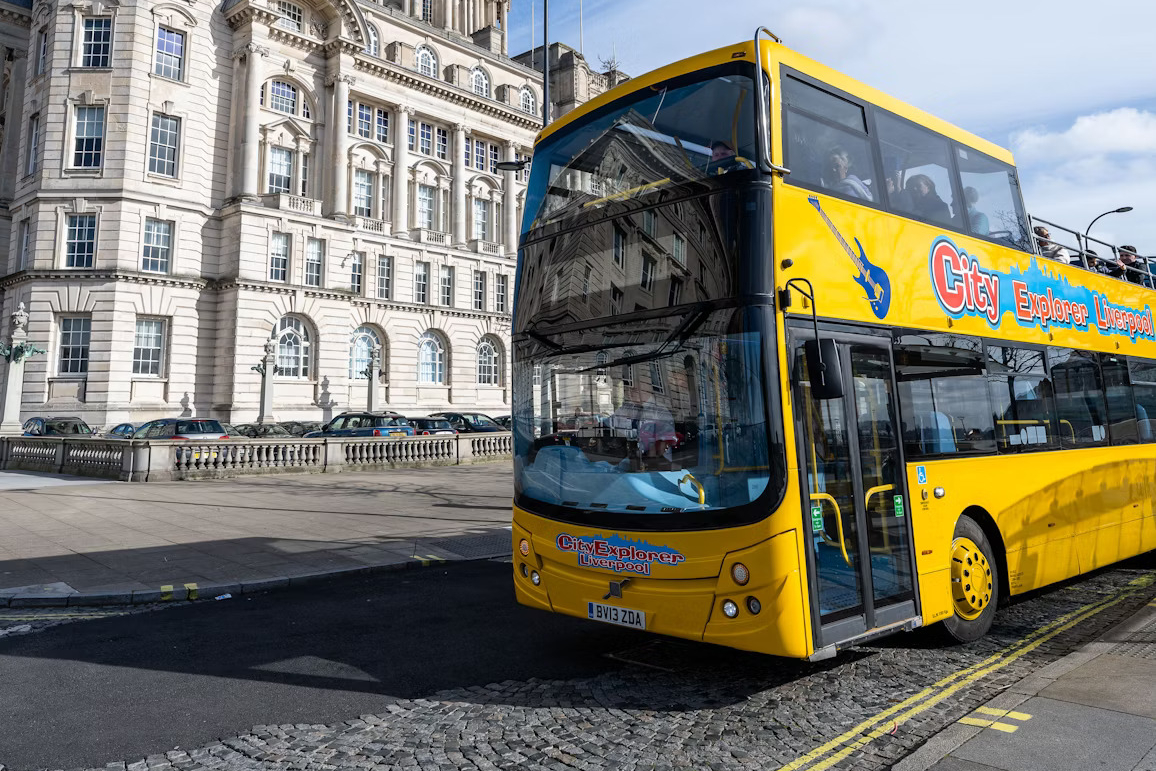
[
  {"left": 587, "top": 601, "right": 646, "bottom": 630},
  {"left": 389, "top": 431, "right": 405, "bottom": 437}
]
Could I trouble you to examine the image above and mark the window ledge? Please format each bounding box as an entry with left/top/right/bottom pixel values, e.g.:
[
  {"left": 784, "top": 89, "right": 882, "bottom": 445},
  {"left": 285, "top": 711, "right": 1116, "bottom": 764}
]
[
  {"left": 64, "top": 168, "right": 103, "bottom": 177},
  {"left": 66, "top": 67, "right": 114, "bottom": 73},
  {"left": 145, "top": 172, "right": 182, "bottom": 187},
  {"left": 148, "top": 73, "right": 188, "bottom": 87}
]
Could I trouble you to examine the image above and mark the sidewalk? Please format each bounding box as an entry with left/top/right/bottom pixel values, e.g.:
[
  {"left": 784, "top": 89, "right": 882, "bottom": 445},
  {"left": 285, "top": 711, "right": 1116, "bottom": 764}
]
[
  {"left": 896, "top": 600, "right": 1156, "bottom": 771},
  {"left": 0, "top": 466, "right": 514, "bottom": 607}
]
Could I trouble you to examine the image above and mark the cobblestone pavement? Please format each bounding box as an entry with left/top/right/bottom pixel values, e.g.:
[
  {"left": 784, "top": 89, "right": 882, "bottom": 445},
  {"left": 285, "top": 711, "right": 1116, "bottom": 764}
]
[{"left": 4, "top": 555, "right": 1155, "bottom": 771}]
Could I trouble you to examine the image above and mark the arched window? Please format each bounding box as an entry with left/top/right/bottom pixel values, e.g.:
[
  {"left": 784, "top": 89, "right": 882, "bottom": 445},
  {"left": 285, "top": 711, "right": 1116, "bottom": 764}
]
[
  {"left": 364, "top": 25, "right": 379, "bottom": 57},
  {"left": 418, "top": 332, "right": 446, "bottom": 384},
  {"left": 477, "top": 339, "right": 500, "bottom": 385},
  {"left": 520, "top": 87, "right": 536, "bottom": 114},
  {"left": 415, "top": 45, "right": 438, "bottom": 78},
  {"left": 275, "top": 316, "right": 311, "bottom": 379},
  {"left": 349, "top": 325, "right": 382, "bottom": 380},
  {"left": 268, "top": 80, "right": 298, "bottom": 115},
  {"left": 471, "top": 67, "right": 490, "bottom": 98}
]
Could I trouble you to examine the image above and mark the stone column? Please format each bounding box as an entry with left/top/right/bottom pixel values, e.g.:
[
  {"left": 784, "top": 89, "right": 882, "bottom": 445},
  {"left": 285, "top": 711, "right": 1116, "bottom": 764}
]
[
  {"left": 443, "top": 0, "right": 453, "bottom": 31},
  {"left": 328, "top": 73, "right": 354, "bottom": 219},
  {"left": 452, "top": 124, "right": 469, "bottom": 245},
  {"left": 500, "top": 1, "right": 508, "bottom": 55},
  {"left": 256, "top": 339, "right": 277, "bottom": 424},
  {"left": 0, "top": 52, "right": 28, "bottom": 202},
  {"left": 392, "top": 105, "right": 413, "bottom": 235},
  {"left": 0, "top": 304, "right": 34, "bottom": 435},
  {"left": 367, "top": 346, "right": 382, "bottom": 412},
  {"left": 503, "top": 141, "right": 518, "bottom": 256},
  {"left": 238, "top": 43, "right": 269, "bottom": 201},
  {"left": 375, "top": 158, "right": 391, "bottom": 220}
]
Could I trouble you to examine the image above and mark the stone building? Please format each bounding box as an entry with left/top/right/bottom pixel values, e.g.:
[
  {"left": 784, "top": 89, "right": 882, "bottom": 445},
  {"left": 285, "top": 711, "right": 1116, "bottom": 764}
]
[
  {"left": 513, "top": 41, "right": 627, "bottom": 120},
  {"left": 0, "top": 0, "right": 553, "bottom": 430}
]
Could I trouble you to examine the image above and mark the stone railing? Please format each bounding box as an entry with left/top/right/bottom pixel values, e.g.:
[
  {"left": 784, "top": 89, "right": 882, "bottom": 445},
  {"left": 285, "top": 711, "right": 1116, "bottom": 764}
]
[
  {"left": 415, "top": 228, "right": 450, "bottom": 245},
  {"left": 471, "top": 239, "right": 503, "bottom": 256},
  {"left": 354, "top": 216, "right": 388, "bottom": 234},
  {"left": 268, "top": 193, "right": 322, "bottom": 216},
  {"left": 0, "top": 433, "right": 512, "bottom": 482}
]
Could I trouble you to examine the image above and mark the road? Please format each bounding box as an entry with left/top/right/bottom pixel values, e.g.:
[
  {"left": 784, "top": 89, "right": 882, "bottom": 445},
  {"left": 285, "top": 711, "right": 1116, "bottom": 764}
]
[{"left": 1, "top": 553, "right": 1153, "bottom": 771}]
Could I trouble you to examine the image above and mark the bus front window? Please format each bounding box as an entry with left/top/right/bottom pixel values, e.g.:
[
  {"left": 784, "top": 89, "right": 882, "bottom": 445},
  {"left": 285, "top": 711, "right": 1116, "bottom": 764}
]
[{"left": 514, "top": 306, "right": 772, "bottom": 521}]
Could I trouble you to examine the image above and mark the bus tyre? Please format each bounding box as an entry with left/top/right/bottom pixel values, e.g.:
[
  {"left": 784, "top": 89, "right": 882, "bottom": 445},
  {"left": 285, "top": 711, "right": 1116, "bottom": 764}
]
[{"left": 943, "top": 516, "right": 998, "bottom": 643}]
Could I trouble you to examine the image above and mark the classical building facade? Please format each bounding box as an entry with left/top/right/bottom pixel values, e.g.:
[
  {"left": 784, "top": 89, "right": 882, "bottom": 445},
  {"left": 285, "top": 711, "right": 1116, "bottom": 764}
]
[{"left": 0, "top": 0, "right": 553, "bottom": 429}]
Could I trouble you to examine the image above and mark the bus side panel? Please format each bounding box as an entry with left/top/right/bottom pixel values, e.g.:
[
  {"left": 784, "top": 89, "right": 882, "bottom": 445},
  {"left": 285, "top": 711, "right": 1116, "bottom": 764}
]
[{"left": 909, "top": 447, "right": 1155, "bottom": 604}]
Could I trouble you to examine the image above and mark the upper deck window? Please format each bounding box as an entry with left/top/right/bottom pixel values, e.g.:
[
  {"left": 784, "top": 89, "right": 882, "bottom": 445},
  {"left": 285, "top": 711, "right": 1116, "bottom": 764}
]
[
  {"left": 524, "top": 62, "right": 756, "bottom": 231},
  {"left": 875, "top": 112, "right": 959, "bottom": 229},
  {"left": 955, "top": 146, "right": 1030, "bottom": 250},
  {"left": 783, "top": 76, "right": 878, "bottom": 203}
]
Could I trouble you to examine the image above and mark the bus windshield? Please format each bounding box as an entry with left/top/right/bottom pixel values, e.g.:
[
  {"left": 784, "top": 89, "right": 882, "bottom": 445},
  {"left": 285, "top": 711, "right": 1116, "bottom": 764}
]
[
  {"left": 514, "top": 305, "right": 773, "bottom": 526},
  {"left": 524, "top": 61, "right": 757, "bottom": 231}
]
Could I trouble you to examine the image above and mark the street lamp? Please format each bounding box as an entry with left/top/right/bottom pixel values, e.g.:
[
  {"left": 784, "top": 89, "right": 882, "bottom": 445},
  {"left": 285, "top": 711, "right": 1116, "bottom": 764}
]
[{"left": 1086, "top": 206, "right": 1134, "bottom": 239}]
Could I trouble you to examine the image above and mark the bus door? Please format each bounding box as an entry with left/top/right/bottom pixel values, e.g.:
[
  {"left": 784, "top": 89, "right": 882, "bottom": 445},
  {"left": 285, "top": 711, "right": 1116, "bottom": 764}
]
[{"left": 790, "top": 328, "right": 918, "bottom": 652}]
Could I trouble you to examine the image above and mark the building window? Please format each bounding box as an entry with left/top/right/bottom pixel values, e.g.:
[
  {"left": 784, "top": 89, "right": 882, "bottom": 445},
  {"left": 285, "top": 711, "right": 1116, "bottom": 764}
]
[
  {"left": 154, "top": 27, "right": 184, "bottom": 80},
  {"left": 26, "top": 114, "right": 40, "bottom": 175},
  {"left": 495, "top": 274, "right": 508, "bottom": 313},
  {"left": 473, "top": 270, "right": 486, "bottom": 311},
  {"left": 407, "top": 118, "right": 416, "bottom": 151},
  {"left": 353, "top": 169, "right": 374, "bottom": 217},
  {"left": 148, "top": 113, "right": 180, "bottom": 177},
  {"left": 81, "top": 17, "right": 112, "bottom": 67},
  {"left": 418, "top": 332, "right": 445, "bottom": 384},
  {"left": 668, "top": 277, "right": 683, "bottom": 306},
  {"left": 436, "top": 127, "right": 448, "bottom": 159},
  {"left": 133, "top": 319, "right": 166, "bottom": 376},
  {"left": 59, "top": 317, "right": 91, "bottom": 375},
  {"left": 417, "top": 185, "right": 435, "bottom": 230},
  {"left": 477, "top": 340, "right": 499, "bottom": 385},
  {"left": 300, "top": 152, "right": 310, "bottom": 197},
  {"left": 277, "top": 1, "right": 303, "bottom": 32},
  {"left": 268, "top": 147, "right": 295, "bottom": 193},
  {"left": 305, "top": 238, "right": 323, "bottom": 287},
  {"left": 415, "top": 45, "right": 438, "bottom": 78},
  {"left": 17, "top": 221, "right": 30, "bottom": 271},
  {"left": 610, "top": 284, "right": 623, "bottom": 315},
  {"left": 365, "top": 25, "right": 378, "bottom": 57},
  {"left": 520, "top": 87, "right": 536, "bottom": 114},
  {"left": 641, "top": 255, "right": 656, "bottom": 292},
  {"left": 142, "top": 218, "right": 172, "bottom": 273},
  {"left": 673, "top": 234, "right": 686, "bottom": 264},
  {"left": 275, "top": 316, "right": 311, "bottom": 378},
  {"left": 613, "top": 224, "right": 626, "bottom": 267},
  {"left": 421, "top": 0, "right": 434, "bottom": 21},
  {"left": 350, "top": 325, "right": 381, "bottom": 380},
  {"left": 419, "top": 122, "right": 433, "bottom": 155},
  {"left": 377, "top": 255, "right": 392, "bottom": 299},
  {"left": 268, "top": 80, "right": 298, "bottom": 115},
  {"left": 379, "top": 175, "right": 391, "bottom": 221},
  {"left": 473, "top": 198, "right": 489, "bottom": 241},
  {"left": 375, "top": 108, "right": 389, "bottom": 142},
  {"left": 351, "top": 251, "right": 364, "bottom": 294},
  {"left": 414, "top": 261, "right": 429, "bottom": 303},
  {"left": 36, "top": 29, "right": 47, "bottom": 75},
  {"left": 650, "top": 361, "right": 666, "bottom": 394},
  {"left": 440, "top": 265, "right": 454, "bottom": 306},
  {"left": 518, "top": 153, "right": 532, "bottom": 183},
  {"left": 471, "top": 67, "right": 490, "bottom": 98},
  {"left": 464, "top": 136, "right": 472, "bottom": 168},
  {"left": 582, "top": 264, "right": 591, "bottom": 299},
  {"left": 347, "top": 99, "right": 352, "bottom": 132},
  {"left": 270, "top": 232, "right": 290, "bottom": 282},
  {"left": 489, "top": 144, "right": 499, "bottom": 174},
  {"left": 73, "top": 106, "right": 105, "bottom": 168},
  {"left": 66, "top": 214, "right": 97, "bottom": 268},
  {"left": 474, "top": 139, "right": 486, "bottom": 170},
  {"left": 356, "top": 103, "right": 371, "bottom": 137},
  {"left": 643, "top": 210, "right": 656, "bottom": 237}
]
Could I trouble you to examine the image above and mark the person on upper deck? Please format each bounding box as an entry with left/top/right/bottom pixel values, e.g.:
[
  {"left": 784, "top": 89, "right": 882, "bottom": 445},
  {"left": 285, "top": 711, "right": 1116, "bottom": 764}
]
[
  {"left": 1110, "top": 245, "right": 1150, "bottom": 287},
  {"left": 964, "top": 186, "right": 990, "bottom": 235},
  {"left": 905, "top": 174, "right": 950, "bottom": 221},
  {"left": 822, "top": 145, "right": 873, "bottom": 201},
  {"left": 1033, "top": 225, "right": 1072, "bottom": 262}
]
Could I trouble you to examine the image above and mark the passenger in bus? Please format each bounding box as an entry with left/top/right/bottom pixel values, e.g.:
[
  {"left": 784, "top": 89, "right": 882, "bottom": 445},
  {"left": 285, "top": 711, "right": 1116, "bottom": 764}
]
[
  {"left": 1110, "top": 246, "right": 1150, "bottom": 287},
  {"left": 822, "top": 146, "right": 873, "bottom": 201},
  {"left": 964, "top": 187, "right": 990, "bottom": 235},
  {"left": 1032, "top": 226, "right": 1071, "bottom": 262},
  {"left": 707, "top": 140, "right": 753, "bottom": 175},
  {"left": 904, "top": 175, "right": 950, "bottom": 221}
]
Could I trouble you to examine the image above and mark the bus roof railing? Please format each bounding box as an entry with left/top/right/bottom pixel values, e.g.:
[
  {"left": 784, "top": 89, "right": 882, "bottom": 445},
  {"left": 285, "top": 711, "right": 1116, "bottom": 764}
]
[{"left": 1028, "top": 215, "right": 1152, "bottom": 288}]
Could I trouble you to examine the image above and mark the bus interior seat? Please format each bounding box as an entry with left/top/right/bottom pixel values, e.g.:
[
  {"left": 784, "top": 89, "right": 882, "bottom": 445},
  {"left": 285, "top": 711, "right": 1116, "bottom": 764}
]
[
  {"left": 917, "top": 411, "right": 956, "bottom": 454},
  {"left": 1139, "top": 404, "right": 1152, "bottom": 441}
]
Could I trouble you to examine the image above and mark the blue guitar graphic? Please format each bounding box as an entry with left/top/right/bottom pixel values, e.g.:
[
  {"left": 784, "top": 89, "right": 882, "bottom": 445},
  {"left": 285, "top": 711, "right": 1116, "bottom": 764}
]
[{"left": 808, "top": 196, "right": 891, "bottom": 319}]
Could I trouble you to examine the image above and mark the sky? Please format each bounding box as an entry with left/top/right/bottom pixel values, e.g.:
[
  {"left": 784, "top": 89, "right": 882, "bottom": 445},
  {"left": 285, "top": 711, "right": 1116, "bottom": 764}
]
[{"left": 508, "top": 0, "right": 1156, "bottom": 256}]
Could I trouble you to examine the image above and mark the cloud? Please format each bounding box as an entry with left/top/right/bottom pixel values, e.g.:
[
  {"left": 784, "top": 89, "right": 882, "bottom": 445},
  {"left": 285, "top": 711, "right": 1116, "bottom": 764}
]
[{"left": 1012, "top": 109, "right": 1156, "bottom": 164}]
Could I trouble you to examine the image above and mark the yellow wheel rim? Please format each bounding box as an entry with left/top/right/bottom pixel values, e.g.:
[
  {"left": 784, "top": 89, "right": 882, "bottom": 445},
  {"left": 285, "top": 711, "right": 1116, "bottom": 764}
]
[{"left": 951, "top": 536, "right": 993, "bottom": 621}]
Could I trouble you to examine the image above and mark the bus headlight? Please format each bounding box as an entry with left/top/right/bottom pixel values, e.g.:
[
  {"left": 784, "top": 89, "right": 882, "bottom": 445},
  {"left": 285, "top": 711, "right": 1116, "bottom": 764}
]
[
  {"left": 531, "top": 570, "right": 541, "bottom": 586},
  {"left": 731, "top": 562, "right": 750, "bottom": 586},
  {"left": 519, "top": 539, "right": 530, "bottom": 556},
  {"left": 722, "top": 600, "right": 739, "bottom": 618},
  {"left": 746, "top": 596, "right": 762, "bottom": 615}
]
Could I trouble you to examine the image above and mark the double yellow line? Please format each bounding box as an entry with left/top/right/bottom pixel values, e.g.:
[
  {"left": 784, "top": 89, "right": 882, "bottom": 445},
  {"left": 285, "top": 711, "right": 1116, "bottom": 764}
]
[{"left": 778, "top": 574, "right": 1155, "bottom": 771}]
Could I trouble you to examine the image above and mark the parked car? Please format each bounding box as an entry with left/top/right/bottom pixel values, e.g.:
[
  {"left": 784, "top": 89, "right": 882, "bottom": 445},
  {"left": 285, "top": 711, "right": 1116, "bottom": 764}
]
[
  {"left": 22, "top": 416, "right": 93, "bottom": 436},
  {"left": 220, "top": 423, "right": 241, "bottom": 438},
  {"left": 279, "top": 421, "right": 324, "bottom": 437},
  {"left": 134, "top": 418, "right": 231, "bottom": 440},
  {"left": 492, "top": 415, "right": 513, "bottom": 430},
  {"left": 407, "top": 417, "right": 458, "bottom": 436},
  {"left": 105, "top": 422, "right": 145, "bottom": 439},
  {"left": 304, "top": 412, "right": 416, "bottom": 438},
  {"left": 427, "top": 412, "right": 506, "bottom": 433},
  {"left": 232, "top": 423, "right": 293, "bottom": 438}
]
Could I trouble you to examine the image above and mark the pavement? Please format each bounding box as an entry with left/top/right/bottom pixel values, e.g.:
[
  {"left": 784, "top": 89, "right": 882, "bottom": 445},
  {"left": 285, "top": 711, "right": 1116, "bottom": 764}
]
[
  {"left": 0, "top": 466, "right": 514, "bottom": 607},
  {"left": 897, "top": 599, "right": 1156, "bottom": 771}
]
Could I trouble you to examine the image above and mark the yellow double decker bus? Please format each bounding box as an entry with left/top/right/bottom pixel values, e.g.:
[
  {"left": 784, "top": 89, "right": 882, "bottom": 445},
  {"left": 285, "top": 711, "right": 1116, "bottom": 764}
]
[{"left": 510, "top": 30, "right": 1156, "bottom": 659}]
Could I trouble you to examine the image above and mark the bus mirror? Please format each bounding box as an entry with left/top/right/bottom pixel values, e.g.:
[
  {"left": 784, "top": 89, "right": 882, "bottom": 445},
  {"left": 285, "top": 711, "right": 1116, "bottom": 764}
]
[{"left": 804, "top": 339, "right": 843, "bottom": 400}]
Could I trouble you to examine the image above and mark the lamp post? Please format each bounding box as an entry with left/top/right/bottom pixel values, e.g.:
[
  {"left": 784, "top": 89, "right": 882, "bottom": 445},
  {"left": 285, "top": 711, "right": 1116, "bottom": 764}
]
[
  {"left": 542, "top": 0, "right": 550, "bottom": 126},
  {"left": 1085, "top": 206, "right": 1134, "bottom": 250}
]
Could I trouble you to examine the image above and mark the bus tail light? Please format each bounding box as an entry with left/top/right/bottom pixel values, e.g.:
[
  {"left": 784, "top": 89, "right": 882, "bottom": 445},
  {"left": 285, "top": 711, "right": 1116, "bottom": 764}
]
[
  {"left": 731, "top": 562, "right": 750, "bottom": 585},
  {"left": 519, "top": 539, "right": 530, "bottom": 556}
]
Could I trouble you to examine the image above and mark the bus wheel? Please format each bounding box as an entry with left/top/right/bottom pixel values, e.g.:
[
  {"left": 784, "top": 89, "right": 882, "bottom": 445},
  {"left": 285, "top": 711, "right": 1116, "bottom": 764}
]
[{"left": 943, "top": 516, "right": 998, "bottom": 643}]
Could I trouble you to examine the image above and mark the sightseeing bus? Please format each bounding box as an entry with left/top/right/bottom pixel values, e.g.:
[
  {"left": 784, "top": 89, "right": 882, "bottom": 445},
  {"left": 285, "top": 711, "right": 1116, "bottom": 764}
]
[{"left": 509, "top": 30, "right": 1156, "bottom": 659}]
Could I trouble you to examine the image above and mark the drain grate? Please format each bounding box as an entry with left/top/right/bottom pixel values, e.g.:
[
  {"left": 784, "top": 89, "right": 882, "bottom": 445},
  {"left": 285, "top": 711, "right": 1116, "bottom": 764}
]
[{"left": 427, "top": 529, "right": 512, "bottom": 560}]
